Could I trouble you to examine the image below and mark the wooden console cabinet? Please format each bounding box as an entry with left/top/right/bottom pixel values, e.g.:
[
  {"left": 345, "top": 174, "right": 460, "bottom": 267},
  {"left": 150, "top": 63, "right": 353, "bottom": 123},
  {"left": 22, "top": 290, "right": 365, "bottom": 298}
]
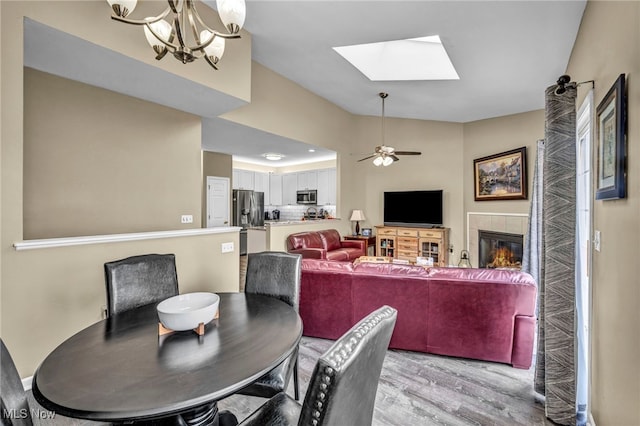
[{"left": 375, "top": 226, "right": 450, "bottom": 266}]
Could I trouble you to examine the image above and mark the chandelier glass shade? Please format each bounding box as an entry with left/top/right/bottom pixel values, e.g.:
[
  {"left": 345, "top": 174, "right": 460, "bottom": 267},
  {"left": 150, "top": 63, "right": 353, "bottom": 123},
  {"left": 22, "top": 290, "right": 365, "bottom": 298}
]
[{"left": 106, "top": 0, "right": 246, "bottom": 70}]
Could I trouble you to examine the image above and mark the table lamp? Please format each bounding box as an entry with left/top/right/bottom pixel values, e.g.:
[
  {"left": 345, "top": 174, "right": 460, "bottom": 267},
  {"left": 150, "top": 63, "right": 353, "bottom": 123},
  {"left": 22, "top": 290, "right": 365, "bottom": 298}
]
[{"left": 350, "top": 210, "right": 366, "bottom": 235}]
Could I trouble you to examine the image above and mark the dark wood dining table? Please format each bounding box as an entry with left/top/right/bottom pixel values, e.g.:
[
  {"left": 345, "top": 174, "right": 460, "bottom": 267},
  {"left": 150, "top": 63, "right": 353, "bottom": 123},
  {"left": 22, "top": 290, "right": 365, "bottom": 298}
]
[{"left": 32, "top": 292, "right": 302, "bottom": 424}]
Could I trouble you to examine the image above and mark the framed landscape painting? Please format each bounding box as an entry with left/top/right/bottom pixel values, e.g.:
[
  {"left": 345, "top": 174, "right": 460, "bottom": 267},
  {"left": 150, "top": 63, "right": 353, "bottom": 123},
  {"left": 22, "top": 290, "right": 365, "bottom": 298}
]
[
  {"left": 595, "top": 73, "right": 626, "bottom": 200},
  {"left": 473, "top": 147, "right": 527, "bottom": 201}
]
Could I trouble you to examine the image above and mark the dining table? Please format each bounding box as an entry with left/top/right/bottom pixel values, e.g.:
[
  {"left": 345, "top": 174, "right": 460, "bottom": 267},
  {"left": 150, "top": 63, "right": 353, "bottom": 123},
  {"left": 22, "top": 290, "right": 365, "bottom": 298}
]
[{"left": 31, "top": 292, "right": 302, "bottom": 425}]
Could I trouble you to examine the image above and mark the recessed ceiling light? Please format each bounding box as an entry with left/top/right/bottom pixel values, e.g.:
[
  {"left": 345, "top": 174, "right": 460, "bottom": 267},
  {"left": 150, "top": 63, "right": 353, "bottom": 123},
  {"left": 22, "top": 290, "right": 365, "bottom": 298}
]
[
  {"left": 308, "top": 149, "right": 316, "bottom": 153},
  {"left": 263, "top": 153, "right": 284, "bottom": 161},
  {"left": 333, "top": 35, "right": 459, "bottom": 81}
]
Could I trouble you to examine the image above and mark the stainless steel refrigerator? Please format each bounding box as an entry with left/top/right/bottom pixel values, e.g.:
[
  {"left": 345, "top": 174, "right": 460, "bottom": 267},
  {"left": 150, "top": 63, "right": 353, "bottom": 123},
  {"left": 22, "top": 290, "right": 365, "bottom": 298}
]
[{"left": 232, "top": 190, "right": 264, "bottom": 255}]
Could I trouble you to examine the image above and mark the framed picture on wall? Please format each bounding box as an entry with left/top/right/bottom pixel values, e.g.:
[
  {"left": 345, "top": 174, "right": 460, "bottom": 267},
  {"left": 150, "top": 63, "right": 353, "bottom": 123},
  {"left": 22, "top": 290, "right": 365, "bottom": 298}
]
[
  {"left": 473, "top": 147, "right": 528, "bottom": 201},
  {"left": 595, "top": 73, "right": 626, "bottom": 200}
]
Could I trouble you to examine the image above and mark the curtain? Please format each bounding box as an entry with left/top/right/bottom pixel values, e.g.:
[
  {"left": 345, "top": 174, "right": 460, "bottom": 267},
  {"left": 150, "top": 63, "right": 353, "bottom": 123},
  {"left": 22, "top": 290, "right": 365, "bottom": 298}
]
[
  {"left": 522, "top": 139, "right": 545, "bottom": 289},
  {"left": 523, "top": 85, "right": 577, "bottom": 425}
]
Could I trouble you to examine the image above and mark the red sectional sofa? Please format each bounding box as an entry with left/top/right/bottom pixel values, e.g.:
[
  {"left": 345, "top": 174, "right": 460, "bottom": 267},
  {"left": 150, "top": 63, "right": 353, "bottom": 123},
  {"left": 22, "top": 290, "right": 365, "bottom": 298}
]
[
  {"left": 299, "top": 259, "right": 538, "bottom": 369},
  {"left": 286, "top": 229, "right": 366, "bottom": 261}
]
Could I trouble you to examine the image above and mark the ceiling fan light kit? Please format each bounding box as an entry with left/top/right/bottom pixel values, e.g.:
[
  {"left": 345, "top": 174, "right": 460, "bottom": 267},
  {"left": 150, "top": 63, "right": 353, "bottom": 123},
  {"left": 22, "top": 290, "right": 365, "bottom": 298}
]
[
  {"left": 106, "top": 0, "right": 246, "bottom": 70},
  {"left": 358, "top": 93, "right": 421, "bottom": 166}
]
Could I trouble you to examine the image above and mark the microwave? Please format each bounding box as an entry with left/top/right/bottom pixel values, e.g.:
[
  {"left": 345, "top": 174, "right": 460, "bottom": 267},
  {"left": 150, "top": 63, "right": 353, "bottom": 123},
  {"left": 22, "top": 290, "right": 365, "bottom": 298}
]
[{"left": 297, "top": 190, "right": 317, "bottom": 205}]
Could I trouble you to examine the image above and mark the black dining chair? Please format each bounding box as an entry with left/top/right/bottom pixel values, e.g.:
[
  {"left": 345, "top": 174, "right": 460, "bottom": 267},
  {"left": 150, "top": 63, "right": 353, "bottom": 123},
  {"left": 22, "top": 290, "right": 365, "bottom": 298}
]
[
  {"left": 104, "top": 253, "right": 179, "bottom": 317},
  {"left": 237, "top": 251, "right": 302, "bottom": 401},
  {"left": 1, "top": 338, "right": 34, "bottom": 426},
  {"left": 103, "top": 254, "right": 190, "bottom": 425},
  {"left": 235, "top": 305, "right": 398, "bottom": 426}
]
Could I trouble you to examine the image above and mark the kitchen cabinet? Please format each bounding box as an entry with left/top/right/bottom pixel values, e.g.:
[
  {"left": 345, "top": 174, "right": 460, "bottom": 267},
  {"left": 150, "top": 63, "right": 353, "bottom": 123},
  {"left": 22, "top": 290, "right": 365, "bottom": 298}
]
[
  {"left": 316, "top": 168, "right": 336, "bottom": 205},
  {"left": 232, "top": 169, "right": 254, "bottom": 190},
  {"left": 297, "top": 171, "right": 317, "bottom": 190},
  {"left": 247, "top": 228, "right": 267, "bottom": 254},
  {"left": 282, "top": 173, "right": 298, "bottom": 205},
  {"left": 269, "top": 174, "right": 283, "bottom": 206},
  {"left": 253, "top": 172, "right": 270, "bottom": 204}
]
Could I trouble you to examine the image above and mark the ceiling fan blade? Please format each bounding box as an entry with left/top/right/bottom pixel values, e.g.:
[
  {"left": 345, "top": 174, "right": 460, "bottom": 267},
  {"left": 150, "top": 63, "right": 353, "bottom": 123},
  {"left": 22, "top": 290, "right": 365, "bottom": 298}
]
[
  {"left": 394, "top": 151, "right": 422, "bottom": 156},
  {"left": 357, "top": 154, "right": 377, "bottom": 162},
  {"left": 390, "top": 155, "right": 400, "bottom": 162}
]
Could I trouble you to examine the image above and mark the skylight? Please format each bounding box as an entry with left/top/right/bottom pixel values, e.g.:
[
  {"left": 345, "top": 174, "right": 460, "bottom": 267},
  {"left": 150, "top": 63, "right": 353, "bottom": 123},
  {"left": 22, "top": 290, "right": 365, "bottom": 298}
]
[{"left": 333, "top": 35, "right": 459, "bottom": 81}]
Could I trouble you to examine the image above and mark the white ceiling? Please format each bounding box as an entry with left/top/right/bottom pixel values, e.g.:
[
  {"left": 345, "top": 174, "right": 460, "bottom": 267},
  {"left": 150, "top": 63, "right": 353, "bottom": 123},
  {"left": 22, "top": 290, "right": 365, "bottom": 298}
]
[{"left": 24, "top": 1, "right": 587, "bottom": 167}]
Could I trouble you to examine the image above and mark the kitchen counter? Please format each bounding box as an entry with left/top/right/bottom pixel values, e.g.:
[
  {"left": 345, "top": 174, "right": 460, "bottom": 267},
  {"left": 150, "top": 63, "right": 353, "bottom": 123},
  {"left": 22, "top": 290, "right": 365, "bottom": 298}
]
[{"left": 265, "top": 219, "right": 340, "bottom": 226}]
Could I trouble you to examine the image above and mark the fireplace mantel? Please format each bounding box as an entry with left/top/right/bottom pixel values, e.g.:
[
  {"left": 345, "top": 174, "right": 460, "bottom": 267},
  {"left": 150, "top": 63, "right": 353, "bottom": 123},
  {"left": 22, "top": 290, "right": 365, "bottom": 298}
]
[{"left": 466, "top": 212, "right": 528, "bottom": 268}]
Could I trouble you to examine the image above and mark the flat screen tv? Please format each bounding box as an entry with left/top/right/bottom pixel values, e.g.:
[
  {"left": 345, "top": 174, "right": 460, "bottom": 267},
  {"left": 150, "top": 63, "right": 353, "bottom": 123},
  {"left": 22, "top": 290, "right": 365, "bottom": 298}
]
[{"left": 383, "top": 190, "right": 443, "bottom": 228}]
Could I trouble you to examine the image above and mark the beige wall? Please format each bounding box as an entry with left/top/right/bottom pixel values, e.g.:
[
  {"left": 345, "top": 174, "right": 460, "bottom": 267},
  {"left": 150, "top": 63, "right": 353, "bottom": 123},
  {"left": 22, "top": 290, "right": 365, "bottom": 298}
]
[
  {"left": 24, "top": 69, "right": 203, "bottom": 238},
  {"left": 1, "top": 1, "right": 249, "bottom": 376},
  {"left": 352, "top": 115, "right": 466, "bottom": 256},
  {"left": 5, "top": 232, "right": 240, "bottom": 378},
  {"left": 565, "top": 2, "right": 640, "bottom": 424},
  {"left": 463, "top": 110, "right": 544, "bottom": 218},
  {"left": 221, "top": 63, "right": 356, "bottom": 224}
]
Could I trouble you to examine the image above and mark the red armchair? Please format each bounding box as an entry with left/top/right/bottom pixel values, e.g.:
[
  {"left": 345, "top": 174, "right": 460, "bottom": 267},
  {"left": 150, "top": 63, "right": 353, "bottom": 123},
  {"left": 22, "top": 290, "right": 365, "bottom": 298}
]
[{"left": 286, "top": 229, "right": 365, "bottom": 261}]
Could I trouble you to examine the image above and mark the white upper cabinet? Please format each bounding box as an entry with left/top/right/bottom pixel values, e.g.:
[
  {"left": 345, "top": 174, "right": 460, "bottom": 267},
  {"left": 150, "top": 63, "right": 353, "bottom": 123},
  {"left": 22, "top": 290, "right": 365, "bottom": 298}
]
[
  {"left": 282, "top": 174, "right": 298, "bottom": 205},
  {"left": 234, "top": 168, "right": 335, "bottom": 206},
  {"left": 232, "top": 169, "right": 254, "bottom": 190},
  {"left": 253, "top": 172, "right": 270, "bottom": 203},
  {"left": 297, "top": 171, "right": 318, "bottom": 190},
  {"left": 316, "top": 168, "right": 336, "bottom": 205},
  {"left": 269, "top": 174, "right": 283, "bottom": 206}
]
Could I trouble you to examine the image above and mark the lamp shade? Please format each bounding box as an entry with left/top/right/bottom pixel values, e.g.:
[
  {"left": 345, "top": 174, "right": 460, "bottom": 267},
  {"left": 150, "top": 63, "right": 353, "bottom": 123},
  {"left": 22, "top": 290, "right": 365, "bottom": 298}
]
[
  {"left": 201, "top": 30, "right": 225, "bottom": 62},
  {"left": 350, "top": 210, "right": 366, "bottom": 221},
  {"left": 143, "top": 19, "right": 172, "bottom": 48},
  {"left": 107, "top": 0, "right": 137, "bottom": 17},
  {"left": 216, "top": 0, "right": 246, "bottom": 33}
]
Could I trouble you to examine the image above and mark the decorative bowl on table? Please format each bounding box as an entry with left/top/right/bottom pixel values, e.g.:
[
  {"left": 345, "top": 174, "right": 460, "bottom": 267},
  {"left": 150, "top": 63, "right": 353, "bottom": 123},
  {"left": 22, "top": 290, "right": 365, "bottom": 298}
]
[{"left": 156, "top": 292, "right": 219, "bottom": 331}]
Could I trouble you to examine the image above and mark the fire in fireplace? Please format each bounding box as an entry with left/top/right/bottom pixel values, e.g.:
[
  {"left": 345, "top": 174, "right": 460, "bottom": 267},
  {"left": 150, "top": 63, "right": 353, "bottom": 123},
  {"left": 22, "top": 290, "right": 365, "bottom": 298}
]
[{"left": 478, "top": 230, "right": 523, "bottom": 270}]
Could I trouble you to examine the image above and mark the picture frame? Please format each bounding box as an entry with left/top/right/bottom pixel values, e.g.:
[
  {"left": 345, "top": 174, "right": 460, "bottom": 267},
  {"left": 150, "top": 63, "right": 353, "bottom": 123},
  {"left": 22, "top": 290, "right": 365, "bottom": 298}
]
[
  {"left": 473, "top": 147, "right": 527, "bottom": 201},
  {"left": 595, "top": 73, "right": 626, "bottom": 200},
  {"left": 361, "top": 228, "right": 372, "bottom": 237}
]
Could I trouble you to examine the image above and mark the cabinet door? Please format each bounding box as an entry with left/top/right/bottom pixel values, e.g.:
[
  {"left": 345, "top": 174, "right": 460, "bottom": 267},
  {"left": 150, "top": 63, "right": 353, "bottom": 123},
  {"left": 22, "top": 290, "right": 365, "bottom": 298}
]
[
  {"left": 419, "top": 238, "right": 442, "bottom": 265},
  {"left": 327, "top": 168, "right": 336, "bottom": 204},
  {"left": 316, "top": 169, "right": 329, "bottom": 205},
  {"left": 233, "top": 169, "right": 254, "bottom": 190},
  {"left": 282, "top": 174, "right": 298, "bottom": 205},
  {"left": 297, "top": 171, "right": 317, "bottom": 190},
  {"left": 232, "top": 169, "right": 239, "bottom": 190},
  {"left": 377, "top": 236, "right": 396, "bottom": 258},
  {"left": 254, "top": 172, "right": 270, "bottom": 204},
  {"left": 269, "top": 174, "right": 283, "bottom": 206},
  {"left": 317, "top": 168, "right": 336, "bottom": 205}
]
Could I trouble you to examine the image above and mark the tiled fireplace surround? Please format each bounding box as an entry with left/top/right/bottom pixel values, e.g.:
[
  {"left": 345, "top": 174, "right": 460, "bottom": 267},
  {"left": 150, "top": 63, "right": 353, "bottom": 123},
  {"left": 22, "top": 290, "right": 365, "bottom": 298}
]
[{"left": 466, "top": 212, "right": 529, "bottom": 268}]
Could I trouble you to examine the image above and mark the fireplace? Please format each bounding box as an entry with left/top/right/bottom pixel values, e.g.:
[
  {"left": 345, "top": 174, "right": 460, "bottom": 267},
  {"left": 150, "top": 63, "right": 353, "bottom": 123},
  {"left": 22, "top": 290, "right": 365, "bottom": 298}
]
[{"left": 478, "top": 230, "right": 523, "bottom": 269}]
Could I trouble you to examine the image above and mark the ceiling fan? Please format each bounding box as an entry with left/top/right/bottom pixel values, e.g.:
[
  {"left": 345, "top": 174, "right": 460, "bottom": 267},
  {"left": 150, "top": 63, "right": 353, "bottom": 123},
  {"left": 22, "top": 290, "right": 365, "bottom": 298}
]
[{"left": 358, "top": 93, "right": 422, "bottom": 166}]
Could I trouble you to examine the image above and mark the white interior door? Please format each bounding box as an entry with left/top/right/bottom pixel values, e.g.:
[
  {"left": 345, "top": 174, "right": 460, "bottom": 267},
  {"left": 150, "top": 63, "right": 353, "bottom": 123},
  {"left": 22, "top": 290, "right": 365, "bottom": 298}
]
[{"left": 207, "top": 176, "right": 230, "bottom": 228}]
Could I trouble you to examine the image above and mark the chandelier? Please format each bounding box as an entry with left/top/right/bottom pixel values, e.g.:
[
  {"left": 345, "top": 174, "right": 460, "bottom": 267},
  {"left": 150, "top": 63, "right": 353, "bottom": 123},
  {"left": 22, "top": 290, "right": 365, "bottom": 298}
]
[{"left": 106, "top": 0, "right": 246, "bottom": 70}]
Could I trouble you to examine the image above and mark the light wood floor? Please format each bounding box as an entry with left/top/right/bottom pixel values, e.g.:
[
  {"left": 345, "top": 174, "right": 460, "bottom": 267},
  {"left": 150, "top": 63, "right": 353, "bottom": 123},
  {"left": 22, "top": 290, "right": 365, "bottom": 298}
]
[{"left": 29, "top": 335, "right": 552, "bottom": 425}]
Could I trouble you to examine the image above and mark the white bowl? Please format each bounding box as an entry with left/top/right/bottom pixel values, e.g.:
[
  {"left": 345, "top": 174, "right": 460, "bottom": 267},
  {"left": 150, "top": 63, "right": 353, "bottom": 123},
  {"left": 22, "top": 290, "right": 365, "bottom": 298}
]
[{"left": 157, "top": 292, "right": 219, "bottom": 331}]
